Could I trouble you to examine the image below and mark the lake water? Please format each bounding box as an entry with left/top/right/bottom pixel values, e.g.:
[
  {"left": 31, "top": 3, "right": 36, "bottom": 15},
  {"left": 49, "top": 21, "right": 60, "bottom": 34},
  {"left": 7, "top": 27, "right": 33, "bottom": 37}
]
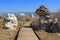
[{"left": 1, "top": 12, "right": 38, "bottom": 17}]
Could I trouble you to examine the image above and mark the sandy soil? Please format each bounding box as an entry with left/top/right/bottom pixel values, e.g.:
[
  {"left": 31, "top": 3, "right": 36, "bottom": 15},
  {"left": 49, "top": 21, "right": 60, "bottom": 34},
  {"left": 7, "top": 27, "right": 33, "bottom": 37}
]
[
  {"left": 0, "top": 25, "right": 19, "bottom": 40},
  {"left": 35, "top": 30, "right": 60, "bottom": 40},
  {"left": 0, "top": 20, "right": 26, "bottom": 40}
]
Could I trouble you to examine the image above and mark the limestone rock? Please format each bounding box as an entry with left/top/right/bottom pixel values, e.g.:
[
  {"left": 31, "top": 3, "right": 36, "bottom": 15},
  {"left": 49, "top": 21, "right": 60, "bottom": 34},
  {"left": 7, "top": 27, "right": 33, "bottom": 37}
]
[
  {"left": 4, "top": 13, "right": 18, "bottom": 30},
  {"left": 34, "top": 5, "right": 60, "bottom": 33},
  {"left": 36, "top": 5, "right": 50, "bottom": 16}
]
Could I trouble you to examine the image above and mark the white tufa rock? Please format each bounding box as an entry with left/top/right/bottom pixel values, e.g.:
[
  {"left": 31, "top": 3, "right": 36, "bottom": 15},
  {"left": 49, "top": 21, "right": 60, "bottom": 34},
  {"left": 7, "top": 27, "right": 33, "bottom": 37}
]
[
  {"left": 57, "top": 33, "right": 60, "bottom": 36},
  {"left": 20, "top": 13, "right": 25, "bottom": 16},
  {"left": 4, "top": 13, "right": 18, "bottom": 30}
]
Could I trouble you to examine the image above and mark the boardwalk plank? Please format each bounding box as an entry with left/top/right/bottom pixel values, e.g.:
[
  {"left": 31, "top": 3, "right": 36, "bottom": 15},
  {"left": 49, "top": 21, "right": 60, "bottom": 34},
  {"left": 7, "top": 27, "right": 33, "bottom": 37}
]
[{"left": 17, "top": 22, "right": 39, "bottom": 40}]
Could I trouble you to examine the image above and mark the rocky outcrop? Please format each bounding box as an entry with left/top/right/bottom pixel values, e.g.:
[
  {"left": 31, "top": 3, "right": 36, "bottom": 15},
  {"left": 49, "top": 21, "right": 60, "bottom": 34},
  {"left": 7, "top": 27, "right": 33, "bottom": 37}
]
[
  {"left": 31, "top": 5, "right": 60, "bottom": 33},
  {"left": 36, "top": 5, "right": 50, "bottom": 16},
  {"left": 4, "top": 13, "right": 18, "bottom": 30},
  {"left": 36, "top": 5, "right": 52, "bottom": 26}
]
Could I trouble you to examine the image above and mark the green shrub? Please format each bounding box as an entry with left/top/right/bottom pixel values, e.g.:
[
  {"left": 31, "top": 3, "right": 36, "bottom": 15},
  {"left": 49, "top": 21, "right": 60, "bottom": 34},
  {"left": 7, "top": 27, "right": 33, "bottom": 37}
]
[
  {"left": 0, "top": 19, "right": 4, "bottom": 26},
  {"left": 18, "top": 18, "right": 26, "bottom": 26}
]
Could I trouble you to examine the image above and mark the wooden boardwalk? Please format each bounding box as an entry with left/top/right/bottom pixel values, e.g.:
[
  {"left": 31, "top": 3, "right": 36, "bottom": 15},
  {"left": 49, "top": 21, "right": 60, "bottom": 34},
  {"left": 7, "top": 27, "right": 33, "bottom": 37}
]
[{"left": 17, "top": 22, "right": 39, "bottom": 40}]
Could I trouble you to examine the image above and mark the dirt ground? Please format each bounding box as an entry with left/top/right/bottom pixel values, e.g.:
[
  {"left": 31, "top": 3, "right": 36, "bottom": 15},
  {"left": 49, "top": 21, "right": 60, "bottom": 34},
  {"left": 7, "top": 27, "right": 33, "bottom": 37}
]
[
  {"left": 0, "top": 19, "right": 26, "bottom": 40},
  {"left": 0, "top": 25, "right": 19, "bottom": 40},
  {"left": 35, "top": 30, "right": 60, "bottom": 40}
]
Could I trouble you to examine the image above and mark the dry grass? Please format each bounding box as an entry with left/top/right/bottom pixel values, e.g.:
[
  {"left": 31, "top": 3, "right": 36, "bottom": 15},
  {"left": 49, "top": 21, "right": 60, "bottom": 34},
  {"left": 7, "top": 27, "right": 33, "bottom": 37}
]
[
  {"left": 0, "top": 28, "right": 17, "bottom": 40},
  {"left": 35, "top": 30, "right": 60, "bottom": 40},
  {"left": 0, "top": 19, "right": 4, "bottom": 26},
  {"left": 18, "top": 18, "right": 26, "bottom": 26},
  {"left": 0, "top": 19, "right": 26, "bottom": 40}
]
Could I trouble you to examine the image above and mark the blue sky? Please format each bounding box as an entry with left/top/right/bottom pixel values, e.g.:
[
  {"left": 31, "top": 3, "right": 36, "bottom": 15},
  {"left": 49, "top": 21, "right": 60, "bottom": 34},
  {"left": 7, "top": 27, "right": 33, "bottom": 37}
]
[{"left": 0, "top": 0, "right": 60, "bottom": 12}]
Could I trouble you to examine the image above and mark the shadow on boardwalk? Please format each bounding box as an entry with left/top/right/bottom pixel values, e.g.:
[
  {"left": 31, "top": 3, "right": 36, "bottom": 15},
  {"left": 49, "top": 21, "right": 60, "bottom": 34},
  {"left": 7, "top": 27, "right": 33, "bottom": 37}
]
[{"left": 23, "top": 26, "right": 31, "bottom": 28}]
